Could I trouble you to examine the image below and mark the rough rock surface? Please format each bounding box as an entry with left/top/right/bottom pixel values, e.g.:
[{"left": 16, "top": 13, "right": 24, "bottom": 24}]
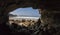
[{"left": 0, "top": 0, "right": 60, "bottom": 35}]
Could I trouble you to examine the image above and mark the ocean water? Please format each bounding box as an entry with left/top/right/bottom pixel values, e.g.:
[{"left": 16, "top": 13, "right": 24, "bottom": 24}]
[{"left": 9, "top": 16, "right": 40, "bottom": 20}]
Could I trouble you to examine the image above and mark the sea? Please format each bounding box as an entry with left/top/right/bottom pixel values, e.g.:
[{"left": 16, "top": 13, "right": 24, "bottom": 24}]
[{"left": 9, "top": 16, "right": 40, "bottom": 20}]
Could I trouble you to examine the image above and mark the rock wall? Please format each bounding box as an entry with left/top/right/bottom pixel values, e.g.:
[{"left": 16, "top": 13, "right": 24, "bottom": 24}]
[
  {"left": 39, "top": 9, "right": 60, "bottom": 35},
  {"left": 0, "top": 0, "right": 60, "bottom": 35}
]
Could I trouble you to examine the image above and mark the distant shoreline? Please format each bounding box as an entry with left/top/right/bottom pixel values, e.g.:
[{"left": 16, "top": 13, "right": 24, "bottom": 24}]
[{"left": 9, "top": 14, "right": 40, "bottom": 17}]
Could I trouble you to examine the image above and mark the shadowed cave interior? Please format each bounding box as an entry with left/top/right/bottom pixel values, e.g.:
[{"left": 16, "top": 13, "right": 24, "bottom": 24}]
[{"left": 0, "top": 0, "right": 60, "bottom": 35}]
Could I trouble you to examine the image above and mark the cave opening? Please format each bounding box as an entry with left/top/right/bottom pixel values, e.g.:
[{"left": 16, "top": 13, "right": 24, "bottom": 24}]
[{"left": 6, "top": 7, "right": 41, "bottom": 35}]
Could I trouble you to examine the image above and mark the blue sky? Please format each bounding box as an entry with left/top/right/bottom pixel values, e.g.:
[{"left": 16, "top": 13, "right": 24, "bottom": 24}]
[{"left": 10, "top": 7, "right": 40, "bottom": 17}]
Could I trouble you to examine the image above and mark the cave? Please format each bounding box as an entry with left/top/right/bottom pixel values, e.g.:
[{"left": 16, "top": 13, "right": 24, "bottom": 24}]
[{"left": 0, "top": 0, "right": 60, "bottom": 35}]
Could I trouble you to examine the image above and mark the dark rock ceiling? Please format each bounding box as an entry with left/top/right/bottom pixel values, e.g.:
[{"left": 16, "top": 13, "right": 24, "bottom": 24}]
[{"left": 0, "top": 0, "right": 60, "bottom": 11}]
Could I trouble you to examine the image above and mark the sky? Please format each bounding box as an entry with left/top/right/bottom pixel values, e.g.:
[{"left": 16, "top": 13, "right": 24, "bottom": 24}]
[{"left": 10, "top": 7, "right": 40, "bottom": 17}]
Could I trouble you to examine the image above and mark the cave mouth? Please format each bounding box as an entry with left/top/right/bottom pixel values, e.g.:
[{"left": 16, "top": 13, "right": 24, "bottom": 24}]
[{"left": 6, "top": 7, "right": 41, "bottom": 34}]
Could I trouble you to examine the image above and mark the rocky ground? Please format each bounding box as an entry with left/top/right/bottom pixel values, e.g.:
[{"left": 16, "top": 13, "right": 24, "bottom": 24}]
[{"left": 0, "top": 19, "right": 60, "bottom": 35}]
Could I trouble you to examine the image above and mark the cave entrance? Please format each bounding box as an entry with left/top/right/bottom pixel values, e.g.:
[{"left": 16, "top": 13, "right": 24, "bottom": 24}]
[{"left": 7, "top": 7, "right": 41, "bottom": 32}]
